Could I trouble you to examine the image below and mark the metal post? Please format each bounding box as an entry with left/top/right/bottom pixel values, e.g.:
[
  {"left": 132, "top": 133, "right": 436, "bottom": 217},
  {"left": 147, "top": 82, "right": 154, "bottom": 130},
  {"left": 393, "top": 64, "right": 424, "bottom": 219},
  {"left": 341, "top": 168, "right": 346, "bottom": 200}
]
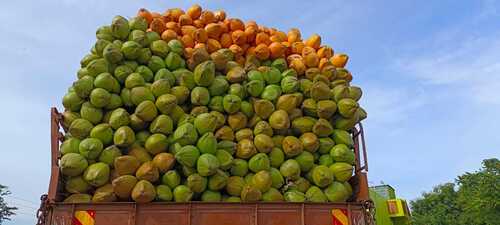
[
  {"left": 301, "top": 204, "right": 305, "bottom": 225},
  {"left": 48, "top": 108, "right": 61, "bottom": 203}
]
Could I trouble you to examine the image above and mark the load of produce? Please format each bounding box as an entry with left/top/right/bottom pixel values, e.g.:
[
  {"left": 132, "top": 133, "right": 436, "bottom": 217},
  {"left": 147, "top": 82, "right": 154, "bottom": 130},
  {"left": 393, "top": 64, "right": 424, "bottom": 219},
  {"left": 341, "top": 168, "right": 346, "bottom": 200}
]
[{"left": 60, "top": 4, "right": 366, "bottom": 203}]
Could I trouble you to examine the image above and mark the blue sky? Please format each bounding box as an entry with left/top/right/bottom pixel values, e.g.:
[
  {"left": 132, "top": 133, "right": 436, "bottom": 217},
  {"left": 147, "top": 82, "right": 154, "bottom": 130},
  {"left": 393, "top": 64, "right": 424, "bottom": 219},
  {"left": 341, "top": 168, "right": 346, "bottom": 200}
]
[{"left": 1, "top": 0, "right": 499, "bottom": 224}]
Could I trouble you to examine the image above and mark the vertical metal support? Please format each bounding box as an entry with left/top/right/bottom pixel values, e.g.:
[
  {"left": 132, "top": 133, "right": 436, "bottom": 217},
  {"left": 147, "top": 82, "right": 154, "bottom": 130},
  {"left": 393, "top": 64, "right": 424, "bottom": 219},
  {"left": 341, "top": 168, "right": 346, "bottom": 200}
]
[
  {"left": 352, "top": 127, "right": 362, "bottom": 173},
  {"left": 301, "top": 204, "right": 305, "bottom": 225},
  {"left": 347, "top": 204, "right": 352, "bottom": 225},
  {"left": 352, "top": 123, "right": 368, "bottom": 173},
  {"left": 130, "top": 203, "right": 137, "bottom": 225},
  {"left": 48, "top": 108, "right": 61, "bottom": 203},
  {"left": 254, "top": 204, "right": 258, "bottom": 225},
  {"left": 359, "top": 123, "right": 368, "bottom": 172},
  {"left": 356, "top": 172, "right": 370, "bottom": 202},
  {"left": 70, "top": 204, "right": 76, "bottom": 223},
  {"left": 352, "top": 123, "right": 371, "bottom": 203},
  {"left": 188, "top": 203, "right": 192, "bottom": 225}
]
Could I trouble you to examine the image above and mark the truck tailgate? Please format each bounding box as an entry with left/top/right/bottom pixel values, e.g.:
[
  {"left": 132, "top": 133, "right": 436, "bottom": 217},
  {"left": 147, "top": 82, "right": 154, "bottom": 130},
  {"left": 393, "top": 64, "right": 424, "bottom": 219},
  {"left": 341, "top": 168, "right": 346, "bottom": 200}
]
[{"left": 47, "top": 202, "right": 368, "bottom": 225}]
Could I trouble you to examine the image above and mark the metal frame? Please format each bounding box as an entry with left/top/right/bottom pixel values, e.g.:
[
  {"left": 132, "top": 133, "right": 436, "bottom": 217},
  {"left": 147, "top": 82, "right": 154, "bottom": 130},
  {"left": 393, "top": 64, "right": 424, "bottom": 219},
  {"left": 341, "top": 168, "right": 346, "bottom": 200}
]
[{"left": 38, "top": 107, "right": 374, "bottom": 225}]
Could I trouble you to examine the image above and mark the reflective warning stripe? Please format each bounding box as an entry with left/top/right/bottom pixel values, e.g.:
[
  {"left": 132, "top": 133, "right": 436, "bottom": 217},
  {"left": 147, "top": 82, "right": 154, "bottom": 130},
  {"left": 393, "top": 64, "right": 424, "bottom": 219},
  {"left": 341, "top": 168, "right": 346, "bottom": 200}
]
[
  {"left": 73, "top": 210, "right": 95, "bottom": 225},
  {"left": 332, "top": 209, "right": 349, "bottom": 225}
]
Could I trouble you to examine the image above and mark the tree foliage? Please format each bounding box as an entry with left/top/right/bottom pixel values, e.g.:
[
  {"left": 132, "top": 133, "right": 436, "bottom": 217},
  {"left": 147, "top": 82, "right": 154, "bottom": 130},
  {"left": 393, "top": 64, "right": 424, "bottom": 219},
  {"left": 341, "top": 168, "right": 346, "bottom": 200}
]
[
  {"left": 410, "top": 158, "right": 500, "bottom": 225},
  {"left": 0, "top": 185, "right": 17, "bottom": 224},
  {"left": 456, "top": 158, "right": 500, "bottom": 225}
]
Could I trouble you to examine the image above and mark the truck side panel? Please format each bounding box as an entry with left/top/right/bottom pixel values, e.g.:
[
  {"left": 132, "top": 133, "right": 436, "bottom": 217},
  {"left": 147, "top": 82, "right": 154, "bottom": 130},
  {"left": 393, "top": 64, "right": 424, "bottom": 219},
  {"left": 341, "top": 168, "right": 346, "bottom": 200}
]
[
  {"left": 39, "top": 108, "right": 373, "bottom": 225},
  {"left": 47, "top": 203, "right": 367, "bottom": 225}
]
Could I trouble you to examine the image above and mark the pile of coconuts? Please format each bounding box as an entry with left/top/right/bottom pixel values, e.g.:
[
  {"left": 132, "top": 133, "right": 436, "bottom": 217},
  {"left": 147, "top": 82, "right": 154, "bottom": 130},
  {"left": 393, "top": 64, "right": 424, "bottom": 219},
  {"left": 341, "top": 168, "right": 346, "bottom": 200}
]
[{"left": 60, "top": 5, "right": 366, "bottom": 204}]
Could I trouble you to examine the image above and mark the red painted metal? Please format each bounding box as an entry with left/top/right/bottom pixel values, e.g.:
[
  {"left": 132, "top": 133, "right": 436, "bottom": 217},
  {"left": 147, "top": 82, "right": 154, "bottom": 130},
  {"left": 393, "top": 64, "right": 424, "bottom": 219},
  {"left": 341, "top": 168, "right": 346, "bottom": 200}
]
[{"left": 37, "top": 108, "right": 374, "bottom": 225}]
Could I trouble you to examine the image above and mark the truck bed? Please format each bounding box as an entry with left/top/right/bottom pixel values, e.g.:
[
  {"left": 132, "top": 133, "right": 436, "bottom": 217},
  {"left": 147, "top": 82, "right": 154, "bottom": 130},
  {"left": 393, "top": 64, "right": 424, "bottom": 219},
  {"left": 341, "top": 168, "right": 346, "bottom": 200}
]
[
  {"left": 36, "top": 108, "right": 373, "bottom": 225},
  {"left": 47, "top": 202, "right": 368, "bottom": 225}
]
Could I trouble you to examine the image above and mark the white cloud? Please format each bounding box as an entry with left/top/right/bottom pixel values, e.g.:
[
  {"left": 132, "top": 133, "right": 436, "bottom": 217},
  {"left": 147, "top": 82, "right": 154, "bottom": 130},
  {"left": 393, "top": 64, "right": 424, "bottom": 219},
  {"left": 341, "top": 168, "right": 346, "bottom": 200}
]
[
  {"left": 394, "top": 29, "right": 500, "bottom": 104},
  {"left": 360, "top": 83, "right": 427, "bottom": 127}
]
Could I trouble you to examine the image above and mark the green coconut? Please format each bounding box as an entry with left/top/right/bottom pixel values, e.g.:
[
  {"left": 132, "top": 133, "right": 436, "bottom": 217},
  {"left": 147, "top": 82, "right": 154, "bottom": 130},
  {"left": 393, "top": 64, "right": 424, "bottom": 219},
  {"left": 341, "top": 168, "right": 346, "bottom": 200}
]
[
  {"left": 165, "top": 52, "right": 186, "bottom": 70},
  {"left": 262, "top": 188, "right": 284, "bottom": 202},
  {"left": 187, "top": 173, "right": 208, "bottom": 193},
  {"left": 294, "top": 151, "right": 315, "bottom": 172},
  {"left": 197, "top": 153, "right": 220, "bottom": 177},
  {"left": 332, "top": 129, "right": 354, "bottom": 147},
  {"left": 80, "top": 102, "right": 103, "bottom": 125},
  {"left": 173, "top": 123, "right": 199, "bottom": 146},
  {"left": 175, "top": 145, "right": 200, "bottom": 168},
  {"left": 99, "top": 145, "right": 122, "bottom": 167},
  {"left": 135, "top": 100, "right": 158, "bottom": 122},
  {"left": 318, "top": 154, "right": 334, "bottom": 166},
  {"left": 279, "top": 159, "right": 301, "bottom": 180},
  {"left": 269, "top": 148, "right": 285, "bottom": 168},
  {"left": 62, "top": 111, "right": 81, "bottom": 130},
  {"left": 226, "top": 176, "right": 245, "bottom": 197},
  {"left": 241, "top": 185, "right": 262, "bottom": 202},
  {"left": 324, "top": 181, "right": 350, "bottom": 202},
  {"left": 329, "top": 163, "right": 353, "bottom": 182},
  {"left": 162, "top": 170, "right": 181, "bottom": 189},
  {"left": 330, "top": 144, "right": 355, "bottom": 165},
  {"left": 155, "top": 94, "right": 177, "bottom": 115},
  {"left": 318, "top": 137, "right": 335, "bottom": 154},
  {"left": 78, "top": 138, "right": 104, "bottom": 160},
  {"left": 194, "top": 113, "right": 218, "bottom": 135},
  {"left": 130, "top": 86, "right": 155, "bottom": 105},
  {"left": 224, "top": 196, "right": 242, "bottom": 202},
  {"left": 248, "top": 153, "right": 270, "bottom": 173},
  {"left": 208, "top": 170, "right": 228, "bottom": 191},
  {"left": 252, "top": 170, "right": 272, "bottom": 192},
  {"left": 90, "top": 123, "right": 113, "bottom": 146},
  {"left": 284, "top": 190, "right": 306, "bottom": 202},
  {"left": 150, "top": 79, "right": 170, "bottom": 97},
  {"left": 60, "top": 153, "right": 88, "bottom": 176},
  {"left": 288, "top": 177, "right": 311, "bottom": 193},
  {"left": 201, "top": 190, "right": 222, "bottom": 202},
  {"left": 269, "top": 168, "right": 284, "bottom": 189},
  {"left": 62, "top": 91, "right": 84, "bottom": 112},
  {"left": 83, "top": 162, "right": 110, "bottom": 187},
  {"left": 208, "top": 76, "right": 229, "bottom": 96},
  {"left": 92, "top": 184, "right": 117, "bottom": 202},
  {"left": 73, "top": 76, "right": 94, "bottom": 98},
  {"left": 196, "top": 132, "right": 217, "bottom": 155},
  {"left": 121, "top": 41, "right": 141, "bottom": 59},
  {"left": 194, "top": 60, "right": 216, "bottom": 86},
  {"left": 230, "top": 159, "right": 249, "bottom": 177},
  {"left": 64, "top": 194, "right": 92, "bottom": 203},
  {"left": 305, "top": 186, "right": 327, "bottom": 202},
  {"left": 60, "top": 138, "right": 81, "bottom": 155},
  {"left": 312, "top": 165, "right": 333, "bottom": 188},
  {"left": 113, "top": 126, "right": 135, "bottom": 147},
  {"left": 222, "top": 94, "right": 241, "bottom": 114},
  {"left": 156, "top": 185, "right": 173, "bottom": 201},
  {"left": 173, "top": 185, "right": 194, "bottom": 202},
  {"left": 65, "top": 176, "right": 90, "bottom": 194},
  {"left": 216, "top": 149, "right": 233, "bottom": 170},
  {"left": 282, "top": 136, "right": 303, "bottom": 157},
  {"left": 150, "top": 115, "right": 174, "bottom": 135}
]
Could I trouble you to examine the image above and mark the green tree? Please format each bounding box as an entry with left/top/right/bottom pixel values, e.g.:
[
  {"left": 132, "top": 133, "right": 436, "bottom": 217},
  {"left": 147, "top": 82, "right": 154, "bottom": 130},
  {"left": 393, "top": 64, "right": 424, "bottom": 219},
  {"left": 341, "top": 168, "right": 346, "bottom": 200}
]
[
  {"left": 410, "top": 183, "right": 461, "bottom": 225},
  {"left": 410, "top": 158, "right": 500, "bottom": 225},
  {"left": 0, "top": 185, "right": 17, "bottom": 224},
  {"left": 456, "top": 158, "right": 500, "bottom": 225}
]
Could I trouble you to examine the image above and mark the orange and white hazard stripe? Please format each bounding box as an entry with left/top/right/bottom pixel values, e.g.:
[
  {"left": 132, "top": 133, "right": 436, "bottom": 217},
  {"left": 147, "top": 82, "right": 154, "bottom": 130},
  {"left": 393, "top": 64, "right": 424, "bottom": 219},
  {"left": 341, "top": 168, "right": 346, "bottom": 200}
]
[
  {"left": 72, "top": 210, "right": 95, "bottom": 225},
  {"left": 332, "top": 209, "right": 349, "bottom": 225}
]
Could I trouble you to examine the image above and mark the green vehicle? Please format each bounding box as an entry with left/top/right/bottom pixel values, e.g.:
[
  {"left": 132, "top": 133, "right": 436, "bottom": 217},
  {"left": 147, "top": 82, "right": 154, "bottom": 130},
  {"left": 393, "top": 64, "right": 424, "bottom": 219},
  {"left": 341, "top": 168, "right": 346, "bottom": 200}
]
[{"left": 370, "top": 185, "right": 412, "bottom": 225}]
